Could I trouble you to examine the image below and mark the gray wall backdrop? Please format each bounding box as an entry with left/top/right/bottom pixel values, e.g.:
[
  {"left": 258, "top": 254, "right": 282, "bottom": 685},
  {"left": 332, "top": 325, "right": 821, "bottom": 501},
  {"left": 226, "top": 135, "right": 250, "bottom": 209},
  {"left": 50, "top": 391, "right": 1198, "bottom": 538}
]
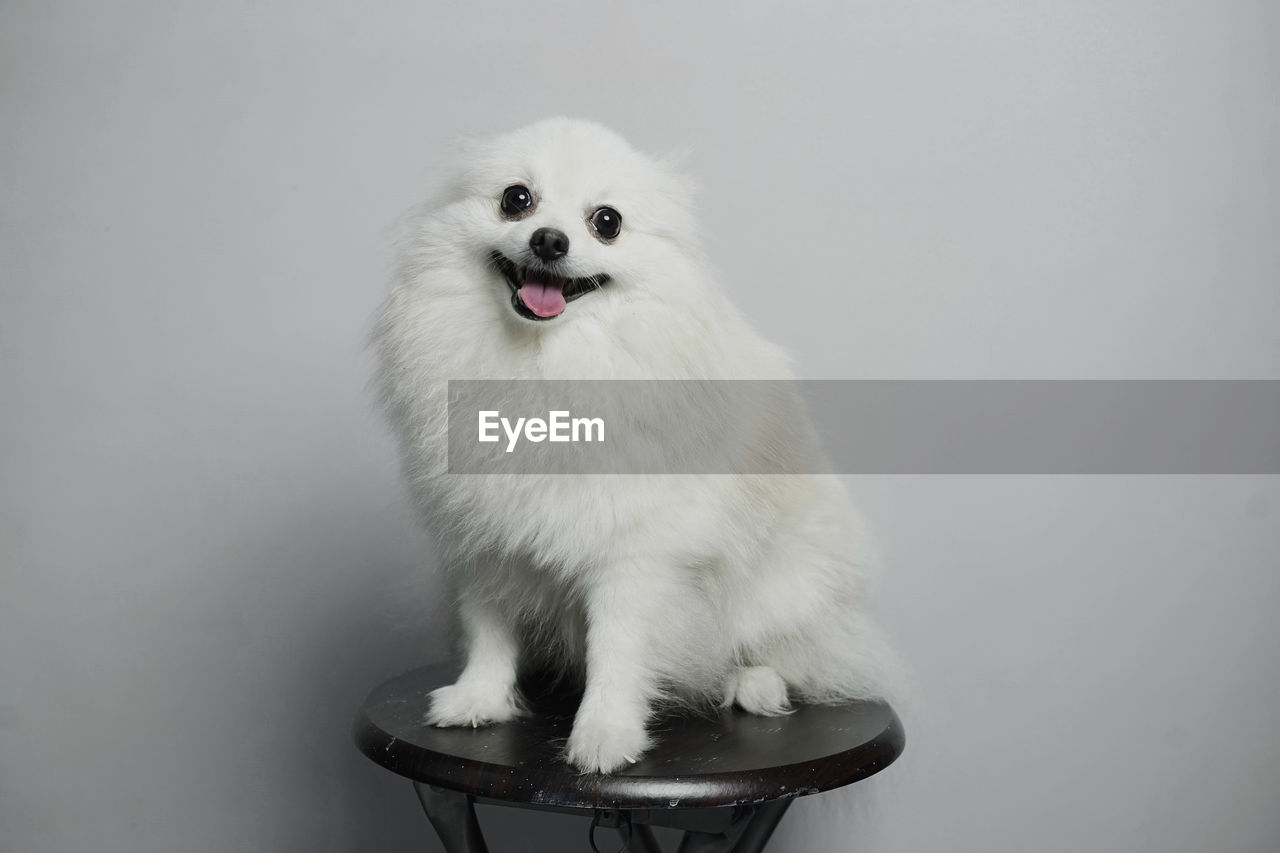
[{"left": 2, "top": 2, "right": 1277, "bottom": 851}]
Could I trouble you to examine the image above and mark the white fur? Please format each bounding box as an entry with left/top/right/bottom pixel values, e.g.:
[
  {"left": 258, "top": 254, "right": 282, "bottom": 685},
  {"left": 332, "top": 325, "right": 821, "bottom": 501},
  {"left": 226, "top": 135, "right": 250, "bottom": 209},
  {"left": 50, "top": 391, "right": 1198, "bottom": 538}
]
[{"left": 375, "top": 118, "right": 901, "bottom": 773}]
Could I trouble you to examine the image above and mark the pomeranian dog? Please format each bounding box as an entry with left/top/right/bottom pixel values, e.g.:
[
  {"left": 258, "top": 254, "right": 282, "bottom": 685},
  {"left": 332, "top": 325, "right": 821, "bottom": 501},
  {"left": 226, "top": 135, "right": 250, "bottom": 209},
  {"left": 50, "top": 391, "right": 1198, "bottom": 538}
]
[{"left": 375, "top": 118, "right": 900, "bottom": 773}]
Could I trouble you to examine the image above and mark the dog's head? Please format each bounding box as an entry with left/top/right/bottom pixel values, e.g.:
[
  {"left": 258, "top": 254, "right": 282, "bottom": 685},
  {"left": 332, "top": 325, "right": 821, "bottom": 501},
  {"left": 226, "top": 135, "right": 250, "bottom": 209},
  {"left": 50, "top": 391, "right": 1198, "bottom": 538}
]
[{"left": 408, "top": 118, "right": 702, "bottom": 327}]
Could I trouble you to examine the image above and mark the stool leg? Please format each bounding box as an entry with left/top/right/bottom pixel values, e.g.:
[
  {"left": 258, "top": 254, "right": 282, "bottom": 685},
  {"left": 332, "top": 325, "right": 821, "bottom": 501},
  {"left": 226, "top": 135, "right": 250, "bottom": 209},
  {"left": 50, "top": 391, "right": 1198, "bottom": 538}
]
[
  {"left": 627, "top": 823, "right": 664, "bottom": 853},
  {"left": 676, "top": 826, "right": 739, "bottom": 853},
  {"left": 675, "top": 801, "right": 792, "bottom": 853},
  {"left": 413, "top": 783, "right": 490, "bottom": 853},
  {"left": 728, "top": 800, "right": 790, "bottom": 853}
]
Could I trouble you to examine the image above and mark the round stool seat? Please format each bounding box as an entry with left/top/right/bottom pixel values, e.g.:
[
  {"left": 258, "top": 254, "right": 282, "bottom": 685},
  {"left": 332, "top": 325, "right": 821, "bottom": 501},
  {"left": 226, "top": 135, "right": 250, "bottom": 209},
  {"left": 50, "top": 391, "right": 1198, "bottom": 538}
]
[{"left": 353, "top": 663, "right": 904, "bottom": 812}]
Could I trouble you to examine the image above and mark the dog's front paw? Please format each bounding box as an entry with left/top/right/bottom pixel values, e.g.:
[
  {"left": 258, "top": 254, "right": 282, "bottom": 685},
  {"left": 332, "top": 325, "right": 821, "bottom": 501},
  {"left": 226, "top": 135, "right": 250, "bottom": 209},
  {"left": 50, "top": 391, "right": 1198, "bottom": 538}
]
[
  {"left": 723, "top": 665, "right": 793, "bottom": 716},
  {"left": 426, "top": 680, "right": 521, "bottom": 728},
  {"left": 565, "top": 716, "right": 650, "bottom": 774}
]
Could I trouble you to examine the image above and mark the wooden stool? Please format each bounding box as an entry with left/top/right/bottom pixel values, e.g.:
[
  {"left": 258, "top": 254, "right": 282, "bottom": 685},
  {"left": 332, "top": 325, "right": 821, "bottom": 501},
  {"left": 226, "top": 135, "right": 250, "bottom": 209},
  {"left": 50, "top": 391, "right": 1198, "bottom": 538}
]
[{"left": 352, "top": 664, "right": 904, "bottom": 852}]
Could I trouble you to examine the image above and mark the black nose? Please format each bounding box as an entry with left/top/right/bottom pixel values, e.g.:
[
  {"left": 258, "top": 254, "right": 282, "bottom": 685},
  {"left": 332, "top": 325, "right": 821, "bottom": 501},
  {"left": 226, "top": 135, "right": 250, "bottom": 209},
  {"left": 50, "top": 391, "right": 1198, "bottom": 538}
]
[{"left": 529, "top": 227, "right": 569, "bottom": 262}]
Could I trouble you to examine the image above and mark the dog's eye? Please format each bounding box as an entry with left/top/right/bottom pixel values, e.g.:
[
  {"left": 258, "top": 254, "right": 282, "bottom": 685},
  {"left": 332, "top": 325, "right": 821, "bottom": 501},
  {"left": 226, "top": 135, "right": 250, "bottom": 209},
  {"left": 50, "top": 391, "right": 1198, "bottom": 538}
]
[
  {"left": 589, "top": 206, "right": 622, "bottom": 240},
  {"left": 500, "top": 185, "right": 535, "bottom": 218}
]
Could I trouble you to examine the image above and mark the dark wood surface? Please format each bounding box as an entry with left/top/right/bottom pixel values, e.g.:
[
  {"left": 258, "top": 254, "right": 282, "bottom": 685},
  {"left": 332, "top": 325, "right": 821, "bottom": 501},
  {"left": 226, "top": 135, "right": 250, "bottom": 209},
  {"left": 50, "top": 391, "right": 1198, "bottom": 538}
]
[{"left": 352, "top": 663, "right": 905, "bottom": 811}]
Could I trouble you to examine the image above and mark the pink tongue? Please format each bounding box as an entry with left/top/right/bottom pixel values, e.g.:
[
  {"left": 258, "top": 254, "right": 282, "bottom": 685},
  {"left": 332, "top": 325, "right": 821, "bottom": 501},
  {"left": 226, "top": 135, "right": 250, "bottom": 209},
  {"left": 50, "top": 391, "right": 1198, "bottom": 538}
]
[{"left": 520, "top": 280, "right": 567, "bottom": 318}]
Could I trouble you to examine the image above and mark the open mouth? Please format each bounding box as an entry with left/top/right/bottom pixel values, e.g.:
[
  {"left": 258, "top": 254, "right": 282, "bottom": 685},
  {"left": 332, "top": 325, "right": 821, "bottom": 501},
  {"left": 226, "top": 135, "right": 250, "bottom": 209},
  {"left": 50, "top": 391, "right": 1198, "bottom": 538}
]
[{"left": 489, "top": 251, "right": 611, "bottom": 321}]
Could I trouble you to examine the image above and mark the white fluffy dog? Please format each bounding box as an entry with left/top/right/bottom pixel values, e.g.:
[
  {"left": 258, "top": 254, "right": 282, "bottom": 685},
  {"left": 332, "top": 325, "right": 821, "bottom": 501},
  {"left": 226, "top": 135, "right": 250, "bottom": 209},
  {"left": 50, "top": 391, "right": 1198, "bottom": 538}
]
[{"left": 375, "top": 118, "right": 900, "bottom": 773}]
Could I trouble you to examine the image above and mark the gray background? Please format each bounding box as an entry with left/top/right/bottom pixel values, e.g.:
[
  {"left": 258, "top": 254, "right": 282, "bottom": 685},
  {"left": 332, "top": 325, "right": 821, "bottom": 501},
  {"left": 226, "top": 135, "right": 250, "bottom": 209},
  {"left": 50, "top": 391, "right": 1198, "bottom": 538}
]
[{"left": 2, "top": 2, "right": 1277, "bottom": 851}]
